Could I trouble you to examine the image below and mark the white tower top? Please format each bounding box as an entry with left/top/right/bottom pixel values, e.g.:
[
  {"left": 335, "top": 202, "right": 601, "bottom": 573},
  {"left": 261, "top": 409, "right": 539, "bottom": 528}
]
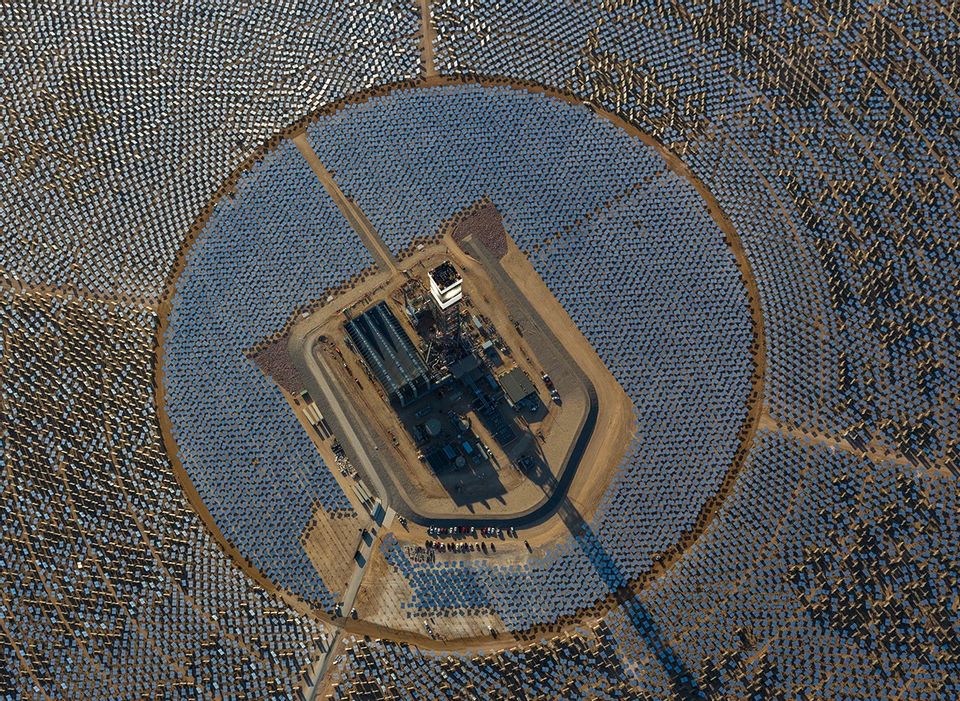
[{"left": 429, "top": 261, "right": 463, "bottom": 310}]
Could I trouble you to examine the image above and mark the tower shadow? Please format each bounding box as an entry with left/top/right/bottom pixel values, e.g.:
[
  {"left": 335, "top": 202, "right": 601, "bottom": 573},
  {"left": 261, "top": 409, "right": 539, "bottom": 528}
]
[{"left": 520, "top": 436, "right": 705, "bottom": 699}]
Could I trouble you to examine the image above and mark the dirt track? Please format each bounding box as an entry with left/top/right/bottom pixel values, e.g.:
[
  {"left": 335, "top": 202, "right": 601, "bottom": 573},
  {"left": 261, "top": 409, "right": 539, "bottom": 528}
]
[
  {"left": 293, "top": 134, "right": 398, "bottom": 275},
  {"left": 417, "top": 0, "right": 437, "bottom": 78}
]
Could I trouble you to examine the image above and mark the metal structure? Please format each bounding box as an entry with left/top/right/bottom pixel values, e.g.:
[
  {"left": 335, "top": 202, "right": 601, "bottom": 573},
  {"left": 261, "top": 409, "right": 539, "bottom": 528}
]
[
  {"left": 345, "top": 301, "right": 431, "bottom": 407},
  {"left": 428, "top": 261, "right": 463, "bottom": 340}
]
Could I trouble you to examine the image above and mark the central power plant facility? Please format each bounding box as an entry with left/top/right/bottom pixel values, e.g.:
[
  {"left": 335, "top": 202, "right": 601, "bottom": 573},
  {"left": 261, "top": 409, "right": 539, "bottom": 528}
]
[{"left": 335, "top": 258, "right": 562, "bottom": 483}]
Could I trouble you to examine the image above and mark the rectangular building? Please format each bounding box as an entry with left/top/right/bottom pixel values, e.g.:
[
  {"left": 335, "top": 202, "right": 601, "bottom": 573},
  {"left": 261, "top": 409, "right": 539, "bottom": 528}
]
[
  {"left": 498, "top": 367, "right": 536, "bottom": 407},
  {"left": 345, "top": 301, "right": 431, "bottom": 407}
]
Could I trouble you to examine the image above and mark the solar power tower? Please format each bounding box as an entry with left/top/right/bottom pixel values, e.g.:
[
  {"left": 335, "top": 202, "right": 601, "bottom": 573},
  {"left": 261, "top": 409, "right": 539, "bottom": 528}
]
[{"left": 428, "top": 261, "right": 463, "bottom": 340}]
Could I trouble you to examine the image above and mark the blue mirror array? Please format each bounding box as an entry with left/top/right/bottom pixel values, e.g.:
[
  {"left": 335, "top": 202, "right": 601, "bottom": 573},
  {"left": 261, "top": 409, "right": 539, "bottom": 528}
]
[{"left": 164, "top": 140, "right": 372, "bottom": 613}]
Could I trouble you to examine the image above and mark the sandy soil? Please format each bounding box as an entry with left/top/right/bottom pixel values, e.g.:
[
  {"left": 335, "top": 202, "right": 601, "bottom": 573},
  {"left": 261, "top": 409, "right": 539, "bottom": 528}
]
[
  {"left": 301, "top": 507, "right": 363, "bottom": 601},
  {"left": 352, "top": 545, "right": 414, "bottom": 626}
]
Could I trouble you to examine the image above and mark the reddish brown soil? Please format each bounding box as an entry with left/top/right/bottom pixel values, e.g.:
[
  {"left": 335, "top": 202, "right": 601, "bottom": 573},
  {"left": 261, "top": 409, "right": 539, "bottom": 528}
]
[{"left": 451, "top": 200, "right": 508, "bottom": 259}]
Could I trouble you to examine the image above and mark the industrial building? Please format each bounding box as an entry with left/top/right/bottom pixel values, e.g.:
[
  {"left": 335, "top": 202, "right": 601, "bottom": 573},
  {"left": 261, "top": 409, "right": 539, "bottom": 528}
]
[
  {"left": 345, "top": 301, "right": 431, "bottom": 407},
  {"left": 498, "top": 367, "right": 537, "bottom": 407}
]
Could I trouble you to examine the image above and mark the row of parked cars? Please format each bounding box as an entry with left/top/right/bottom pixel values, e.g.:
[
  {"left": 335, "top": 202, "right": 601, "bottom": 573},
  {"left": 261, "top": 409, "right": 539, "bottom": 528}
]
[
  {"left": 425, "top": 540, "right": 496, "bottom": 553},
  {"left": 426, "top": 525, "right": 518, "bottom": 538},
  {"left": 543, "top": 372, "right": 561, "bottom": 404}
]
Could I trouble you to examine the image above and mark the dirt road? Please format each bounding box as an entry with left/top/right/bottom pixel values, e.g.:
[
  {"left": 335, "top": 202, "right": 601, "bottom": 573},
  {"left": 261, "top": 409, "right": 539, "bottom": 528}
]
[
  {"left": 418, "top": 0, "right": 437, "bottom": 78},
  {"left": 292, "top": 133, "right": 398, "bottom": 275}
]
